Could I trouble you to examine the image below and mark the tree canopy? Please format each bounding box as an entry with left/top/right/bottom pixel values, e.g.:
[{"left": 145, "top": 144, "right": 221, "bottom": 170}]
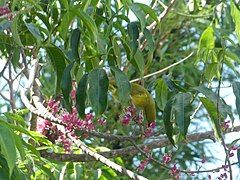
[{"left": 0, "top": 0, "right": 240, "bottom": 179}]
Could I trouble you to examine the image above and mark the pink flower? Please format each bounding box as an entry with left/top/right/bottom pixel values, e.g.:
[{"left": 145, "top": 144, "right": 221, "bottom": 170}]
[
  {"left": 162, "top": 154, "right": 171, "bottom": 164},
  {"left": 137, "top": 159, "right": 149, "bottom": 172},
  {"left": 121, "top": 114, "right": 131, "bottom": 125},
  {"left": 98, "top": 118, "right": 106, "bottom": 125}
]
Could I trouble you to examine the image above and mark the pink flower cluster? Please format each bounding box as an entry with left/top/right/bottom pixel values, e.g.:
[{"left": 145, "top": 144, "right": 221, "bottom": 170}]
[
  {"left": 0, "top": 4, "right": 12, "bottom": 20},
  {"left": 170, "top": 164, "right": 180, "bottom": 179},
  {"left": 162, "top": 154, "right": 171, "bottom": 164}
]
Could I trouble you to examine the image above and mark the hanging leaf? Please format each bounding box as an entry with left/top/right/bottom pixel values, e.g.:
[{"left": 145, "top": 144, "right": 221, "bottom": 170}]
[
  {"left": 204, "top": 63, "right": 220, "bottom": 81},
  {"left": 193, "top": 86, "right": 234, "bottom": 120},
  {"left": 88, "top": 68, "right": 109, "bottom": 115},
  {"left": 45, "top": 45, "right": 67, "bottom": 94},
  {"left": 198, "top": 26, "right": 215, "bottom": 50},
  {"left": 70, "top": 28, "right": 81, "bottom": 63},
  {"left": 76, "top": 74, "right": 88, "bottom": 118},
  {"left": 110, "top": 67, "right": 131, "bottom": 105},
  {"left": 25, "top": 23, "right": 42, "bottom": 41},
  {"left": 0, "top": 125, "right": 16, "bottom": 177},
  {"left": 232, "top": 81, "right": 240, "bottom": 119},
  {"left": 127, "top": 22, "right": 139, "bottom": 55},
  {"left": 199, "top": 97, "right": 222, "bottom": 141},
  {"left": 112, "top": 37, "right": 122, "bottom": 67},
  {"left": 61, "top": 62, "right": 74, "bottom": 111},
  {"left": 155, "top": 78, "right": 169, "bottom": 111},
  {"left": 11, "top": 15, "right": 23, "bottom": 47},
  {"left": 143, "top": 28, "right": 155, "bottom": 51},
  {"left": 133, "top": 49, "right": 145, "bottom": 75},
  {"left": 163, "top": 98, "right": 175, "bottom": 146},
  {"left": 172, "top": 93, "right": 193, "bottom": 138},
  {"left": 130, "top": 3, "right": 146, "bottom": 30},
  {"left": 58, "top": 11, "right": 75, "bottom": 40},
  {"left": 230, "top": 0, "right": 240, "bottom": 43}
]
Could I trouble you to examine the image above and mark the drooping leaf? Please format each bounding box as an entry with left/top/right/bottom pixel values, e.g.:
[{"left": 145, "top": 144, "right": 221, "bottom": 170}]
[
  {"left": 58, "top": 11, "right": 75, "bottom": 40},
  {"left": 25, "top": 23, "right": 42, "bottom": 41},
  {"left": 61, "top": 62, "right": 74, "bottom": 111},
  {"left": 127, "top": 22, "right": 139, "bottom": 55},
  {"left": 112, "top": 37, "right": 122, "bottom": 67},
  {"left": 230, "top": 0, "right": 240, "bottom": 43},
  {"left": 133, "top": 49, "right": 145, "bottom": 75},
  {"left": 0, "top": 125, "right": 16, "bottom": 177},
  {"left": 88, "top": 68, "right": 109, "bottom": 115},
  {"left": 76, "top": 74, "right": 88, "bottom": 118},
  {"left": 163, "top": 98, "right": 175, "bottom": 146},
  {"left": 45, "top": 45, "right": 66, "bottom": 94},
  {"left": 110, "top": 66, "right": 131, "bottom": 105},
  {"left": 155, "top": 78, "right": 169, "bottom": 111},
  {"left": 13, "top": 133, "right": 26, "bottom": 161},
  {"left": 70, "top": 28, "right": 81, "bottom": 63},
  {"left": 199, "top": 97, "right": 222, "bottom": 140},
  {"left": 193, "top": 86, "right": 234, "bottom": 120},
  {"left": 172, "top": 93, "right": 193, "bottom": 138},
  {"left": 205, "top": 63, "right": 220, "bottom": 81},
  {"left": 143, "top": 28, "right": 155, "bottom": 51},
  {"left": 11, "top": 15, "right": 23, "bottom": 47},
  {"left": 232, "top": 81, "right": 240, "bottom": 119},
  {"left": 12, "top": 47, "right": 20, "bottom": 71},
  {"left": 198, "top": 26, "right": 215, "bottom": 50},
  {"left": 130, "top": 3, "right": 146, "bottom": 30}
]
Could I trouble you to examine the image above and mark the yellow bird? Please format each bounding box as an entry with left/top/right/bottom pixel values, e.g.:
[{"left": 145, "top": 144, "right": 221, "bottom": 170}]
[{"left": 130, "top": 83, "right": 156, "bottom": 125}]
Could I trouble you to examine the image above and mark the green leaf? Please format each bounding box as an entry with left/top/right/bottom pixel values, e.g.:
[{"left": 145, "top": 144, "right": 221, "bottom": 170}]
[
  {"left": 133, "top": 49, "right": 145, "bottom": 75},
  {"left": 127, "top": 22, "right": 139, "bottom": 55},
  {"left": 133, "top": 3, "right": 159, "bottom": 24},
  {"left": 231, "top": 0, "right": 240, "bottom": 43},
  {"left": 205, "top": 63, "right": 220, "bottom": 81},
  {"left": 112, "top": 37, "right": 122, "bottom": 67},
  {"left": 163, "top": 98, "right": 175, "bottom": 146},
  {"left": 11, "top": 15, "right": 23, "bottom": 47},
  {"left": 70, "top": 28, "right": 81, "bottom": 63},
  {"left": 0, "top": 125, "right": 16, "bottom": 177},
  {"left": 88, "top": 68, "right": 109, "bottom": 115},
  {"left": 61, "top": 62, "right": 74, "bottom": 111},
  {"left": 143, "top": 28, "right": 155, "bottom": 51},
  {"left": 76, "top": 74, "right": 88, "bottom": 118},
  {"left": 4, "top": 112, "right": 26, "bottom": 127},
  {"left": 172, "top": 93, "right": 193, "bottom": 138},
  {"left": 59, "top": 11, "right": 75, "bottom": 40},
  {"left": 232, "top": 81, "right": 240, "bottom": 119},
  {"left": 45, "top": 45, "right": 66, "bottom": 94},
  {"left": 13, "top": 133, "right": 26, "bottom": 161},
  {"left": 73, "top": 8, "right": 98, "bottom": 41},
  {"left": 12, "top": 47, "right": 20, "bottom": 71},
  {"left": 25, "top": 23, "right": 42, "bottom": 41},
  {"left": 193, "top": 86, "right": 234, "bottom": 120},
  {"left": 130, "top": 3, "right": 146, "bottom": 30},
  {"left": 198, "top": 26, "right": 215, "bottom": 50},
  {"left": 199, "top": 97, "right": 222, "bottom": 140},
  {"left": 155, "top": 78, "right": 168, "bottom": 111},
  {"left": 110, "top": 67, "right": 131, "bottom": 105}
]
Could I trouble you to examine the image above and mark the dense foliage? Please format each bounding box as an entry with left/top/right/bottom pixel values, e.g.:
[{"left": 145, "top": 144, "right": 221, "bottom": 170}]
[{"left": 0, "top": 0, "right": 240, "bottom": 179}]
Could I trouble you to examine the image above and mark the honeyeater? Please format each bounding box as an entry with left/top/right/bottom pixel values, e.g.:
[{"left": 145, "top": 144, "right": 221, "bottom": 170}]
[{"left": 130, "top": 83, "right": 156, "bottom": 125}]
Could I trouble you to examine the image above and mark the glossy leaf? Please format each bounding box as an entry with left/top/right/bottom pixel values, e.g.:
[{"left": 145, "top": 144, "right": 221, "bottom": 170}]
[
  {"left": 45, "top": 45, "right": 66, "bottom": 94},
  {"left": 133, "top": 49, "right": 145, "bottom": 75},
  {"left": 231, "top": 0, "right": 240, "bottom": 43},
  {"left": 61, "top": 63, "right": 74, "bottom": 111},
  {"left": 59, "top": 11, "right": 75, "bottom": 40},
  {"left": 143, "top": 28, "right": 155, "bottom": 51},
  {"left": 199, "top": 97, "right": 221, "bottom": 140},
  {"left": 172, "top": 93, "right": 193, "bottom": 138},
  {"left": 232, "top": 81, "right": 240, "bottom": 119},
  {"left": 163, "top": 98, "right": 175, "bottom": 146},
  {"left": 110, "top": 67, "right": 131, "bottom": 105},
  {"left": 155, "top": 78, "right": 168, "bottom": 111},
  {"left": 76, "top": 74, "right": 88, "bottom": 118},
  {"left": 13, "top": 133, "right": 25, "bottom": 161},
  {"left": 88, "top": 68, "right": 109, "bottom": 115},
  {"left": 0, "top": 125, "right": 16, "bottom": 176}
]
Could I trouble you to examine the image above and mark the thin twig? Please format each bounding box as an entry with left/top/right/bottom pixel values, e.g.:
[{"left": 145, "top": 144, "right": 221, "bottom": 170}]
[{"left": 130, "top": 52, "right": 194, "bottom": 83}]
